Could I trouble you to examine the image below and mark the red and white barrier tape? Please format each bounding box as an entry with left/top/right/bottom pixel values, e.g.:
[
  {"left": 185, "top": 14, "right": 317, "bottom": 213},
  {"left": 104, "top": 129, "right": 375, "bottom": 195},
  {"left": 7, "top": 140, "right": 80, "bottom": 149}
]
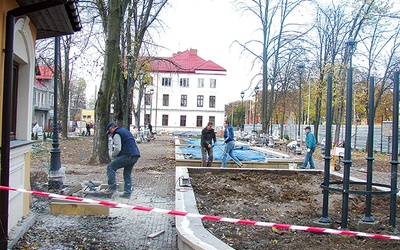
[{"left": 1, "top": 185, "right": 399, "bottom": 240}]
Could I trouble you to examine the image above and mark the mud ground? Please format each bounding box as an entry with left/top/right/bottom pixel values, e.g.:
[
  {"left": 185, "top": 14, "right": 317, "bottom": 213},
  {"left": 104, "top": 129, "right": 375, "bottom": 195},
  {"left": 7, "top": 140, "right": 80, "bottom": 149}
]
[
  {"left": 15, "top": 136, "right": 400, "bottom": 249},
  {"left": 191, "top": 169, "right": 400, "bottom": 249}
]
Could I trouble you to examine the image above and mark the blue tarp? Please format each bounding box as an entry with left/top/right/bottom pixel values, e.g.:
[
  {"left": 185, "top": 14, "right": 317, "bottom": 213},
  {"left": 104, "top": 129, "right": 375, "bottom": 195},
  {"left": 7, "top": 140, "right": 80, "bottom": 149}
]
[{"left": 179, "top": 139, "right": 277, "bottom": 161}]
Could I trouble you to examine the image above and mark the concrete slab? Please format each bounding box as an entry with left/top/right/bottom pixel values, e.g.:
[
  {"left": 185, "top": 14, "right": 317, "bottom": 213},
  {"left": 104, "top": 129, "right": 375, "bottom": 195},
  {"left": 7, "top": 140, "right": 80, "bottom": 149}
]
[
  {"left": 357, "top": 220, "right": 380, "bottom": 232},
  {"left": 175, "top": 167, "right": 234, "bottom": 250}
]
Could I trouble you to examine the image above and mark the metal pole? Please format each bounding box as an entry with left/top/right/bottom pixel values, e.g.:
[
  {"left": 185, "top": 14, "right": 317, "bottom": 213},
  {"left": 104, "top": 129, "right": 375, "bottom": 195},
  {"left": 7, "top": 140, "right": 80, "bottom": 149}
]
[
  {"left": 253, "top": 86, "right": 259, "bottom": 132},
  {"left": 341, "top": 39, "right": 356, "bottom": 228},
  {"left": 137, "top": 72, "right": 143, "bottom": 131},
  {"left": 307, "top": 80, "right": 310, "bottom": 125},
  {"left": 389, "top": 71, "right": 399, "bottom": 230},
  {"left": 48, "top": 36, "right": 63, "bottom": 190},
  {"left": 231, "top": 102, "right": 234, "bottom": 126},
  {"left": 363, "top": 76, "right": 375, "bottom": 222},
  {"left": 253, "top": 99, "right": 256, "bottom": 132},
  {"left": 380, "top": 116, "right": 383, "bottom": 153},
  {"left": 319, "top": 74, "right": 333, "bottom": 223},
  {"left": 143, "top": 86, "right": 146, "bottom": 133},
  {"left": 297, "top": 64, "right": 305, "bottom": 150},
  {"left": 150, "top": 93, "right": 153, "bottom": 125},
  {"left": 241, "top": 92, "right": 244, "bottom": 131},
  {"left": 126, "top": 56, "right": 132, "bottom": 130}
]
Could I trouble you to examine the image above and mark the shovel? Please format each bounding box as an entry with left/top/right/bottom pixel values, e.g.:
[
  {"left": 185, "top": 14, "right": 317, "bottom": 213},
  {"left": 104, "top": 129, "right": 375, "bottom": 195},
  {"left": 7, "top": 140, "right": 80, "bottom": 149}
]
[{"left": 215, "top": 143, "right": 243, "bottom": 168}]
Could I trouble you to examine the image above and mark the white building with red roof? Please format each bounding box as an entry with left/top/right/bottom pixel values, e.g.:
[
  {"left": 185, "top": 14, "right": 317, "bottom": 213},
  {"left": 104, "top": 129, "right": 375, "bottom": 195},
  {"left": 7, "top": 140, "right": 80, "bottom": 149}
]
[
  {"left": 33, "top": 66, "right": 54, "bottom": 131},
  {"left": 139, "top": 49, "right": 226, "bottom": 133}
]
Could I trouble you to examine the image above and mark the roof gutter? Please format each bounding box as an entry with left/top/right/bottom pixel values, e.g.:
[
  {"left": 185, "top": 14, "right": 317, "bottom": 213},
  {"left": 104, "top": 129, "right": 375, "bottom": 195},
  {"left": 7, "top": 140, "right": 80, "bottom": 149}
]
[{"left": 0, "top": 1, "right": 72, "bottom": 248}]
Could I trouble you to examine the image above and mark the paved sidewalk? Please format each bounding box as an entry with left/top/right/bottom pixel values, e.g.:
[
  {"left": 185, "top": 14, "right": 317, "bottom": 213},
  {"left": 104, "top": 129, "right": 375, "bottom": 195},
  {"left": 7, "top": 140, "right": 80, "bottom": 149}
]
[{"left": 9, "top": 136, "right": 178, "bottom": 250}]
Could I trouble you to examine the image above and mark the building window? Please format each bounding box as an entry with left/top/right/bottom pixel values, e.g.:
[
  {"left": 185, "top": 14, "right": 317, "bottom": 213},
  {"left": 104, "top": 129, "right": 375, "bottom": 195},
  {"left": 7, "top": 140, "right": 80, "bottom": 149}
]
[
  {"left": 197, "top": 95, "right": 204, "bottom": 107},
  {"left": 198, "top": 78, "right": 204, "bottom": 88},
  {"left": 83, "top": 115, "right": 87, "bottom": 119},
  {"left": 210, "top": 79, "right": 216, "bottom": 88},
  {"left": 180, "top": 78, "right": 189, "bottom": 87},
  {"left": 145, "top": 94, "right": 151, "bottom": 105},
  {"left": 87, "top": 115, "right": 91, "bottom": 119},
  {"left": 209, "top": 116, "right": 215, "bottom": 126},
  {"left": 209, "top": 96, "right": 216, "bottom": 108},
  {"left": 181, "top": 95, "right": 187, "bottom": 107},
  {"left": 162, "top": 115, "right": 168, "bottom": 126},
  {"left": 11, "top": 63, "right": 19, "bottom": 140},
  {"left": 196, "top": 116, "right": 203, "bottom": 127},
  {"left": 162, "top": 77, "right": 172, "bottom": 86},
  {"left": 180, "top": 115, "right": 186, "bottom": 126},
  {"left": 163, "top": 94, "right": 169, "bottom": 106}
]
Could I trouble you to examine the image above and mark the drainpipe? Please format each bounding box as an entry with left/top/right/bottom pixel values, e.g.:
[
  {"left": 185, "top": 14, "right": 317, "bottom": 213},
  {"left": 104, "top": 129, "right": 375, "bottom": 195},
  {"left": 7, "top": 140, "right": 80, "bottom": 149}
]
[{"left": 0, "top": 1, "right": 70, "bottom": 249}]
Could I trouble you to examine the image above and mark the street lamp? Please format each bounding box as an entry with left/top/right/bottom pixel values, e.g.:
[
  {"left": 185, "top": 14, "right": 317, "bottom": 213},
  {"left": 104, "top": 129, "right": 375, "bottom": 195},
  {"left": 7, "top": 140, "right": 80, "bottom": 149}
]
[
  {"left": 296, "top": 63, "right": 305, "bottom": 154},
  {"left": 341, "top": 38, "right": 357, "bottom": 228},
  {"left": 240, "top": 91, "right": 245, "bottom": 131},
  {"left": 269, "top": 77, "right": 274, "bottom": 134},
  {"left": 49, "top": 37, "right": 62, "bottom": 190},
  {"left": 137, "top": 70, "right": 144, "bottom": 131},
  {"left": 149, "top": 88, "right": 154, "bottom": 126},
  {"left": 126, "top": 54, "right": 133, "bottom": 130},
  {"left": 143, "top": 85, "right": 147, "bottom": 133},
  {"left": 253, "top": 85, "right": 260, "bottom": 133}
]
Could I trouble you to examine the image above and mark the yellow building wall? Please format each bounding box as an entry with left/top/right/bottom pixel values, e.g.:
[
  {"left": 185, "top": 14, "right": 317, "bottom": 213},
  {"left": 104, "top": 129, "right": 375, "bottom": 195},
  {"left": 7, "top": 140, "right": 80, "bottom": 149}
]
[
  {"left": 81, "top": 109, "right": 95, "bottom": 123},
  {"left": 1, "top": 0, "right": 39, "bottom": 233},
  {"left": 0, "top": 0, "right": 37, "bottom": 142},
  {"left": 24, "top": 152, "right": 31, "bottom": 214}
]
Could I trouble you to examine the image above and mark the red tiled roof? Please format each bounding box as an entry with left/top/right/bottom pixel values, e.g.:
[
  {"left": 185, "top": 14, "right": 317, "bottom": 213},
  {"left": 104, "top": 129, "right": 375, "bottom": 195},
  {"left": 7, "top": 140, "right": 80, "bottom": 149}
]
[
  {"left": 36, "top": 66, "right": 54, "bottom": 80},
  {"left": 147, "top": 49, "right": 226, "bottom": 74},
  {"left": 35, "top": 79, "right": 47, "bottom": 88}
]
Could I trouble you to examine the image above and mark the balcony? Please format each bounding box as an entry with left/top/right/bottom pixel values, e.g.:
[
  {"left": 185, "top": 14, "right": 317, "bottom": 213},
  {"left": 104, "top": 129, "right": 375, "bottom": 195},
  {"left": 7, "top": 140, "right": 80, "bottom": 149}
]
[{"left": 34, "top": 103, "right": 53, "bottom": 111}]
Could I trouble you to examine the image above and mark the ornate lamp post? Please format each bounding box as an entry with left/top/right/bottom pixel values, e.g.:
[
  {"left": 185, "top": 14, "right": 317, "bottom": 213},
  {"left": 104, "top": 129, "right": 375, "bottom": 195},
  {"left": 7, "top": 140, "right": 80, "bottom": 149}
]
[
  {"left": 149, "top": 88, "right": 154, "bottom": 126},
  {"left": 296, "top": 63, "right": 305, "bottom": 154},
  {"left": 240, "top": 91, "right": 245, "bottom": 131},
  {"left": 136, "top": 70, "right": 143, "bottom": 131},
  {"left": 341, "top": 38, "right": 357, "bottom": 228},
  {"left": 253, "top": 85, "right": 260, "bottom": 133},
  {"left": 269, "top": 77, "right": 274, "bottom": 134},
  {"left": 143, "top": 85, "right": 147, "bottom": 132},
  {"left": 49, "top": 37, "right": 63, "bottom": 190}
]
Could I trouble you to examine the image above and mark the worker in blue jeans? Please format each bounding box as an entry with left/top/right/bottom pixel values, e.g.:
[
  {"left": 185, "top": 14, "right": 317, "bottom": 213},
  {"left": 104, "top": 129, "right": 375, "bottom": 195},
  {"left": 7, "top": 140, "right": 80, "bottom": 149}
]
[
  {"left": 301, "top": 126, "right": 316, "bottom": 169},
  {"left": 221, "top": 120, "right": 242, "bottom": 168},
  {"left": 105, "top": 122, "right": 140, "bottom": 198}
]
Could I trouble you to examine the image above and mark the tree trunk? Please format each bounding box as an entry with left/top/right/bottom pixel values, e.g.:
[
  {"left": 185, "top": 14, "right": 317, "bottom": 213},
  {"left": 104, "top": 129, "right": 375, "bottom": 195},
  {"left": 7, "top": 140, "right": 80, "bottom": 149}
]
[{"left": 91, "top": 0, "right": 129, "bottom": 164}]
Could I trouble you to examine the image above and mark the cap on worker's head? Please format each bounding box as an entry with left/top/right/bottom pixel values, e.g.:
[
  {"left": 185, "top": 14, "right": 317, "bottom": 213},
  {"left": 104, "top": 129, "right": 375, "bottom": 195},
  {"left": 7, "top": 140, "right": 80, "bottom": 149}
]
[
  {"left": 305, "top": 126, "right": 311, "bottom": 130},
  {"left": 106, "top": 122, "right": 116, "bottom": 134}
]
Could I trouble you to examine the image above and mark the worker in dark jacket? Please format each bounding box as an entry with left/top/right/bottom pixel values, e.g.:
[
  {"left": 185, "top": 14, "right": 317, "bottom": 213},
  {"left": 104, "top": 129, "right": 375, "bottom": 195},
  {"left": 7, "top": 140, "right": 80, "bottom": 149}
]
[
  {"left": 200, "top": 122, "right": 216, "bottom": 167},
  {"left": 105, "top": 122, "right": 140, "bottom": 198}
]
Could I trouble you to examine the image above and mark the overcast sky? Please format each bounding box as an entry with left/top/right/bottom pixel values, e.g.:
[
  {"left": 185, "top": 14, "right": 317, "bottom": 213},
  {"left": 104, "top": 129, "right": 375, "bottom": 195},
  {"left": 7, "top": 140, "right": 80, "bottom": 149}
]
[{"left": 154, "top": 0, "right": 262, "bottom": 104}]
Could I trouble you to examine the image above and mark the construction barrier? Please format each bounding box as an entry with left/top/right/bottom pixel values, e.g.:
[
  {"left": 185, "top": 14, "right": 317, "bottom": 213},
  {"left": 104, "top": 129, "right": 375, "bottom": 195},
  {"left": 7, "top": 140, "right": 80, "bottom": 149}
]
[{"left": 1, "top": 185, "right": 399, "bottom": 241}]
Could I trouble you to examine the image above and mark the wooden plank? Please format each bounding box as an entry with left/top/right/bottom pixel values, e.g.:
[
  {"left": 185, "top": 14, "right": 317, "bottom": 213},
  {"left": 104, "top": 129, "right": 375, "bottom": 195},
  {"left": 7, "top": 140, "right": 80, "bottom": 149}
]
[
  {"left": 50, "top": 202, "right": 109, "bottom": 216},
  {"left": 66, "top": 184, "right": 83, "bottom": 196}
]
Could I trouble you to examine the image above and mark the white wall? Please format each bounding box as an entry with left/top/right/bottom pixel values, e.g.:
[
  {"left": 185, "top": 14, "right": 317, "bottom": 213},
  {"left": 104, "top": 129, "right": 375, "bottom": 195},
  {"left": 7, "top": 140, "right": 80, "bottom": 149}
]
[{"left": 134, "top": 70, "right": 226, "bottom": 132}]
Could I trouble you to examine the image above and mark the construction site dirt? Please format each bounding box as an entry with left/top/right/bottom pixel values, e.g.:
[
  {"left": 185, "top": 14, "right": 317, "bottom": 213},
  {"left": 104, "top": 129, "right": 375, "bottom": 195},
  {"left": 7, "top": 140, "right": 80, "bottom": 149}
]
[{"left": 13, "top": 135, "right": 400, "bottom": 249}]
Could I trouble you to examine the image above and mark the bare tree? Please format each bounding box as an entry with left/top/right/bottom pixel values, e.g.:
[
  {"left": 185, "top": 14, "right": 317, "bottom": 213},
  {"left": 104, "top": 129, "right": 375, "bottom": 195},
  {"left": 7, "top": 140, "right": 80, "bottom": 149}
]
[
  {"left": 233, "top": 0, "right": 311, "bottom": 134},
  {"left": 90, "top": 0, "right": 169, "bottom": 164}
]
